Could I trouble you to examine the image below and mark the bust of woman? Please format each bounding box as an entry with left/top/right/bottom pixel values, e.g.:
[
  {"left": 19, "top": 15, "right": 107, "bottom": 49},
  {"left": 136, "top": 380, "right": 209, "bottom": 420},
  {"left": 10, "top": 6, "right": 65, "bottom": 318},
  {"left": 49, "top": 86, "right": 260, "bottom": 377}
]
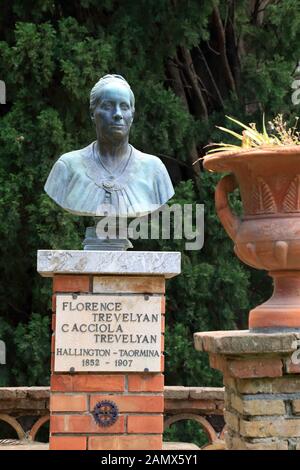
[{"left": 44, "top": 74, "right": 174, "bottom": 218}]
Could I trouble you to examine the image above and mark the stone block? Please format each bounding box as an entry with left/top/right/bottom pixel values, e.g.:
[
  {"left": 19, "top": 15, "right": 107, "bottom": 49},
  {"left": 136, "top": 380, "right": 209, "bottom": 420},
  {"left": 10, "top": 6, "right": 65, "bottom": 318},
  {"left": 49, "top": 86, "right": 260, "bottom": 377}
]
[
  {"left": 224, "top": 410, "right": 239, "bottom": 433},
  {"left": 285, "top": 357, "right": 300, "bottom": 374},
  {"left": 236, "top": 376, "right": 300, "bottom": 394},
  {"left": 163, "top": 387, "right": 189, "bottom": 399},
  {"left": 93, "top": 276, "right": 165, "bottom": 294},
  {"left": 240, "top": 418, "right": 300, "bottom": 438},
  {"left": 38, "top": 250, "right": 181, "bottom": 278},
  {"left": 292, "top": 400, "right": 300, "bottom": 414},
  {"left": 188, "top": 387, "right": 224, "bottom": 401},
  {"left": 230, "top": 435, "right": 289, "bottom": 450},
  {"left": 227, "top": 358, "right": 283, "bottom": 379},
  {"left": 231, "top": 395, "right": 285, "bottom": 416},
  {"left": 88, "top": 435, "right": 162, "bottom": 450},
  {"left": 194, "top": 330, "right": 300, "bottom": 355}
]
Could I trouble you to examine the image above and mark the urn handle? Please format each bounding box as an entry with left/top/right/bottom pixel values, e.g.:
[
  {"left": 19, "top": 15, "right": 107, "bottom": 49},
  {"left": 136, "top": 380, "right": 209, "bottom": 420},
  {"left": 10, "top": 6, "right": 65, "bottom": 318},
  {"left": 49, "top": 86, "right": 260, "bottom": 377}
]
[{"left": 215, "top": 174, "right": 241, "bottom": 241}]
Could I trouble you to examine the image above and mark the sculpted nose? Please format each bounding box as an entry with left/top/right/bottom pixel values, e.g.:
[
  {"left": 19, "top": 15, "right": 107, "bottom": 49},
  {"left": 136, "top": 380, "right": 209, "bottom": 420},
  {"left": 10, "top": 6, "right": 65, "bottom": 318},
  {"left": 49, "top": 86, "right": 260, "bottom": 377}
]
[{"left": 113, "top": 106, "right": 123, "bottom": 121}]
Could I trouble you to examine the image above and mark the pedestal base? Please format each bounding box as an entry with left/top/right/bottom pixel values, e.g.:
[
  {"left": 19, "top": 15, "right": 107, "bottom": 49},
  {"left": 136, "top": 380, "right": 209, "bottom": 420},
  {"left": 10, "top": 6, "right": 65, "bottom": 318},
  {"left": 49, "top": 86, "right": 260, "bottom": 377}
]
[
  {"left": 37, "top": 250, "right": 181, "bottom": 450},
  {"left": 83, "top": 226, "right": 133, "bottom": 251},
  {"left": 249, "top": 271, "right": 300, "bottom": 330}
]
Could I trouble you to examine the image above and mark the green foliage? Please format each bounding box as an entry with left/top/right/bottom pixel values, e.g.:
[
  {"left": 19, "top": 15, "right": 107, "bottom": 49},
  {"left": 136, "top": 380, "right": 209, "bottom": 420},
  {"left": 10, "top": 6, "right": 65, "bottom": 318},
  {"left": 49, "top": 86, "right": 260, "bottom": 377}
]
[
  {"left": 164, "top": 420, "right": 209, "bottom": 449},
  {"left": 0, "top": 0, "right": 290, "bottom": 417},
  {"left": 0, "top": 313, "right": 50, "bottom": 386},
  {"left": 236, "top": 0, "right": 300, "bottom": 115},
  {"left": 131, "top": 81, "right": 196, "bottom": 157}
]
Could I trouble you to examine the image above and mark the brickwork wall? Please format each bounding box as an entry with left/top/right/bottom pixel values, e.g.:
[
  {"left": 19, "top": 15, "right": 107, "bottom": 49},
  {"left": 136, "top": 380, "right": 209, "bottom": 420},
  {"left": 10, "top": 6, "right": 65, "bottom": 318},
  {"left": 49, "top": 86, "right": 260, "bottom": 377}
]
[{"left": 210, "top": 349, "right": 300, "bottom": 450}]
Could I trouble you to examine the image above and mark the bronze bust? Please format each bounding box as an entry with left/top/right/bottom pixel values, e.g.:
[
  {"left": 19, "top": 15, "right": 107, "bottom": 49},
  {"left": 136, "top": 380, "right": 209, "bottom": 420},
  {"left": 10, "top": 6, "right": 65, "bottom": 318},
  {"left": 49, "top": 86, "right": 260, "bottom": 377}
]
[{"left": 45, "top": 74, "right": 174, "bottom": 218}]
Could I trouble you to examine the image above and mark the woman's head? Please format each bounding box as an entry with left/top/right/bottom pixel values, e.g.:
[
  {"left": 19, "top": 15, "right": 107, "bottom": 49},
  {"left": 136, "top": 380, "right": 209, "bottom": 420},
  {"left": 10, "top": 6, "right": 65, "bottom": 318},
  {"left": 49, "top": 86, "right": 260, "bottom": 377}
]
[{"left": 90, "top": 74, "right": 135, "bottom": 117}]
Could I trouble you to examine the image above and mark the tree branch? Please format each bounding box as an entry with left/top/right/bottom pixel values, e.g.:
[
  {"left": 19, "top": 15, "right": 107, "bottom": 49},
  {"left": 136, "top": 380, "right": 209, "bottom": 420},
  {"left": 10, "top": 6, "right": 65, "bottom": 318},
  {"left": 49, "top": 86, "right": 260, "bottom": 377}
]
[
  {"left": 212, "top": 5, "right": 237, "bottom": 94},
  {"left": 165, "top": 54, "right": 201, "bottom": 176},
  {"left": 179, "top": 46, "right": 209, "bottom": 121},
  {"left": 197, "top": 46, "right": 225, "bottom": 108}
]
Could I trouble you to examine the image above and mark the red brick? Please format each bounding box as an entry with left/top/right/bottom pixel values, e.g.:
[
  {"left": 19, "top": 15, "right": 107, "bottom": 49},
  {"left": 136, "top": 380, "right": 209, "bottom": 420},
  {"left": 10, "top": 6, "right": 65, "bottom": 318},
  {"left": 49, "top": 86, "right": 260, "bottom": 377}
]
[
  {"left": 52, "top": 295, "right": 56, "bottom": 312},
  {"left": 50, "top": 394, "right": 87, "bottom": 412},
  {"left": 161, "top": 334, "right": 165, "bottom": 352},
  {"left": 209, "top": 354, "right": 227, "bottom": 372},
  {"left": 51, "top": 415, "right": 124, "bottom": 434},
  {"left": 51, "top": 334, "right": 55, "bottom": 353},
  {"left": 51, "top": 353, "right": 55, "bottom": 372},
  {"left": 286, "top": 358, "right": 300, "bottom": 374},
  {"left": 90, "top": 395, "right": 163, "bottom": 413},
  {"left": 128, "top": 374, "right": 164, "bottom": 392},
  {"left": 161, "top": 315, "right": 165, "bottom": 333},
  {"left": 52, "top": 314, "right": 56, "bottom": 332},
  {"left": 50, "top": 436, "right": 87, "bottom": 450},
  {"left": 73, "top": 375, "right": 125, "bottom": 392},
  {"left": 51, "top": 374, "right": 73, "bottom": 392},
  {"left": 93, "top": 276, "right": 165, "bottom": 294},
  {"left": 160, "top": 355, "right": 165, "bottom": 372},
  {"left": 88, "top": 435, "right": 162, "bottom": 450},
  {"left": 228, "top": 358, "right": 283, "bottom": 378},
  {"left": 53, "top": 275, "right": 90, "bottom": 293},
  {"left": 161, "top": 297, "right": 166, "bottom": 314},
  {"left": 50, "top": 374, "right": 125, "bottom": 392},
  {"left": 127, "top": 415, "right": 163, "bottom": 434}
]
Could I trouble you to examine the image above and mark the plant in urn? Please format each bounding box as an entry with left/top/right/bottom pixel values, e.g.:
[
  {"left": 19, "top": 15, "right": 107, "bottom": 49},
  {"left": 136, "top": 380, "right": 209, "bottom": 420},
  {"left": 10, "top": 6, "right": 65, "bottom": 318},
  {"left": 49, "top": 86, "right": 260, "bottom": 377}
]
[{"left": 203, "top": 115, "right": 300, "bottom": 331}]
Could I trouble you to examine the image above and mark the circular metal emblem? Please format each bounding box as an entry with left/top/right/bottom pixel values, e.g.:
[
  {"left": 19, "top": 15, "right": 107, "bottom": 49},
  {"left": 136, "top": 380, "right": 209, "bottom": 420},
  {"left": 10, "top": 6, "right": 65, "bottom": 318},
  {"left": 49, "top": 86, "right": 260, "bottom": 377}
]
[{"left": 92, "top": 400, "right": 119, "bottom": 427}]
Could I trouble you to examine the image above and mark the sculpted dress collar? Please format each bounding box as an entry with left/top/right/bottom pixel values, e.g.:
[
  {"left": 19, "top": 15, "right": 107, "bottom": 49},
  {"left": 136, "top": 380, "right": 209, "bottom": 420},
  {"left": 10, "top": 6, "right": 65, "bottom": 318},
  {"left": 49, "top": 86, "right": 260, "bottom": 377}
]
[
  {"left": 44, "top": 141, "right": 175, "bottom": 217},
  {"left": 83, "top": 142, "right": 134, "bottom": 192}
]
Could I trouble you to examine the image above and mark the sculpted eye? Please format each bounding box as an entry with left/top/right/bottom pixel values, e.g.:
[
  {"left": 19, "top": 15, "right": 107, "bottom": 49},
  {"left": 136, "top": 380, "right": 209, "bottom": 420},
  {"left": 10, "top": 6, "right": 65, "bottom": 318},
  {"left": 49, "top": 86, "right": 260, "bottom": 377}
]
[
  {"left": 101, "top": 102, "right": 112, "bottom": 110},
  {"left": 121, "top": 104, "right": 130, "bottom": 110}
]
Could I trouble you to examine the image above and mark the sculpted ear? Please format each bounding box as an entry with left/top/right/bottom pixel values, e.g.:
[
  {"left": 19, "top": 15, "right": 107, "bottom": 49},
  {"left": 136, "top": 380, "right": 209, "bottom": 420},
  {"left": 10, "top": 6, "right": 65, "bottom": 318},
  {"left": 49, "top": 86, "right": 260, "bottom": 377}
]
[
  {"left": 90, "top": 111, "right": 95, "bottom": 123},
  {"left": 131, "top": 108, "right": 135, "bottom": 123}
]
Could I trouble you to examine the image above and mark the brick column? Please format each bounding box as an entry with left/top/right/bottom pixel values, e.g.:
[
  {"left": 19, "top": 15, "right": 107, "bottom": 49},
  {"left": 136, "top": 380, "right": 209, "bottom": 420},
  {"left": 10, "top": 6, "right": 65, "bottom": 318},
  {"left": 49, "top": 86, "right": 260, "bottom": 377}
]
[
  {"left": 38, "top": 250, "right": 180, "bottom": 450},
  {"left": 194, "top": 330, "right": 300, "bottom": 450}
]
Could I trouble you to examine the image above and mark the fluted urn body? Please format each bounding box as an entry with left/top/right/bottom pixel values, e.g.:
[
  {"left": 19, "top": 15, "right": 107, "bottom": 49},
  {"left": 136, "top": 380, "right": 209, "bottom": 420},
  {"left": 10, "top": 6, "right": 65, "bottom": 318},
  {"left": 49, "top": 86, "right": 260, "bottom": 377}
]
[{"left": 204, "top": 147, "right": 300, "bottom": 330}]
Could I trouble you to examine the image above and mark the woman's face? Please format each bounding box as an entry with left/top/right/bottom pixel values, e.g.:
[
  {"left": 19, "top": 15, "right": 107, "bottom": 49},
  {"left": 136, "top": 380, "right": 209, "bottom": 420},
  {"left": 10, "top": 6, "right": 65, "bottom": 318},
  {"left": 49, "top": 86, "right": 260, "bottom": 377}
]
[{"left": 93, "top": 83, "right": 134, "bottom": 144}]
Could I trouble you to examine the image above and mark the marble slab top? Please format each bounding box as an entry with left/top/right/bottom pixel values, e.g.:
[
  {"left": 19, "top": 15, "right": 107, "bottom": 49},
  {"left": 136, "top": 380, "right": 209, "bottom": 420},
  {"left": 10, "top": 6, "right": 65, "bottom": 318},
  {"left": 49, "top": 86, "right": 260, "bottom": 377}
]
[{"left": 37, "top": 250, "right": 181, "bottom": 278}]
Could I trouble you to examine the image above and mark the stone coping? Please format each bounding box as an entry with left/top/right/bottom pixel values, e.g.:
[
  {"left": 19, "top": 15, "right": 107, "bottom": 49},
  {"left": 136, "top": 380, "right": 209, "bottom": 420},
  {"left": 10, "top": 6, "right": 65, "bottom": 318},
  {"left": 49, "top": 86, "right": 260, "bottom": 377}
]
[
  {"left": 0, "top": 386, "right": 224, "bottom": 401},
  {"left": 37, "top": 250, "right": 181, "bottom": 278},
  {"left": 0, "top": 441, "right": 49, "bottom": 450},
  {"left": 194, "top": 330, "right": 300, "bottom": 355},
  {"left": 0, "top": 387, "right": 50, "bottom": 400},
  {"left": 164, "top": 386, "right": 224, "bottom": 400},
  {"left": 0, "top": 442, "right": 200, "bottom": 451}
]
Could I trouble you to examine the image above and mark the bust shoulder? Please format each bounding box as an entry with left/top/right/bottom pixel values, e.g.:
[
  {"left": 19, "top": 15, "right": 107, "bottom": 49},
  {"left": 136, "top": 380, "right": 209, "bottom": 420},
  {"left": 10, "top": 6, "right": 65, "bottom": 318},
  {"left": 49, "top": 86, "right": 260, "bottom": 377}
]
[
  {"left": 58, "top": 143, "right": 92, "bottom": 170},
  {"left": 133, "top": 148, "right": 166, "bottom": 173}
]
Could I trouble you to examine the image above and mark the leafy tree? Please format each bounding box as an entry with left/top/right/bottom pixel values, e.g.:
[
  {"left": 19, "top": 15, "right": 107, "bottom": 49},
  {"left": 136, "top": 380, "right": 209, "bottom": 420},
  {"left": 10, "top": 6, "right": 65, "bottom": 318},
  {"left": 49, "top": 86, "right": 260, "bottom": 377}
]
[{"left": 0, "top": 1, "right": 297, "bottom": 397}]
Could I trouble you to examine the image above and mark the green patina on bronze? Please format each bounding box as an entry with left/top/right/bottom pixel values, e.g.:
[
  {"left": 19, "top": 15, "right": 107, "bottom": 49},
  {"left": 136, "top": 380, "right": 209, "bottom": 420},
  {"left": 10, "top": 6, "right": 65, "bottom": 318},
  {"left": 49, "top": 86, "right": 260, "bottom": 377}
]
[{"left": 44, "top": 75, "right": 174, "bottom": 219}]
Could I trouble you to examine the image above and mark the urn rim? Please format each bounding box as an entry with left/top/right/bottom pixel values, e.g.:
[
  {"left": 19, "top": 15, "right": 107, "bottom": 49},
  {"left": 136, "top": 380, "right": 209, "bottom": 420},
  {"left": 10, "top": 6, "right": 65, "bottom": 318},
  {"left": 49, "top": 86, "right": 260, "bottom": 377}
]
[{"left": 203, "top": 145, "right": 300, "bottom": 172}]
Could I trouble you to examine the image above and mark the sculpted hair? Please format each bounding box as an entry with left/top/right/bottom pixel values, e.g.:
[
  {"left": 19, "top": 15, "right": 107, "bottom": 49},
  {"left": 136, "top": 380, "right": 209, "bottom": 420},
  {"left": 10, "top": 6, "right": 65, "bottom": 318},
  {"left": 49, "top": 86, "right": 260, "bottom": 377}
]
[{"left": 90, "top": 74, "right": 135, "bottom": 117}]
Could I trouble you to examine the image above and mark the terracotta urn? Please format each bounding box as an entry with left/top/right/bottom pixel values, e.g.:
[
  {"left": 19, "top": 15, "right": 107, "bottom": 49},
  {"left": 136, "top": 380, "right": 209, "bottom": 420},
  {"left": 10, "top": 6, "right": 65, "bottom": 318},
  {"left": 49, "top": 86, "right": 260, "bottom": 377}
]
[{"left": 204, "top": 146, "right": 300, "bottom": 331}]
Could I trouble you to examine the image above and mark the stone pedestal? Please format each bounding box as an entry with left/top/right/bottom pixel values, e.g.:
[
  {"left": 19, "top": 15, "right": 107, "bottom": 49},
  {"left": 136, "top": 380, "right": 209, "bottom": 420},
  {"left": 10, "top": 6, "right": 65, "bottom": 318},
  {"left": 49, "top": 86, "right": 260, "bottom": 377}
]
[
  {"left": 194, "top": 330, "right": 300, "bottom": 450},
  {"left": 38, "top": 250, "right": 180, "bottom": 450}
]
